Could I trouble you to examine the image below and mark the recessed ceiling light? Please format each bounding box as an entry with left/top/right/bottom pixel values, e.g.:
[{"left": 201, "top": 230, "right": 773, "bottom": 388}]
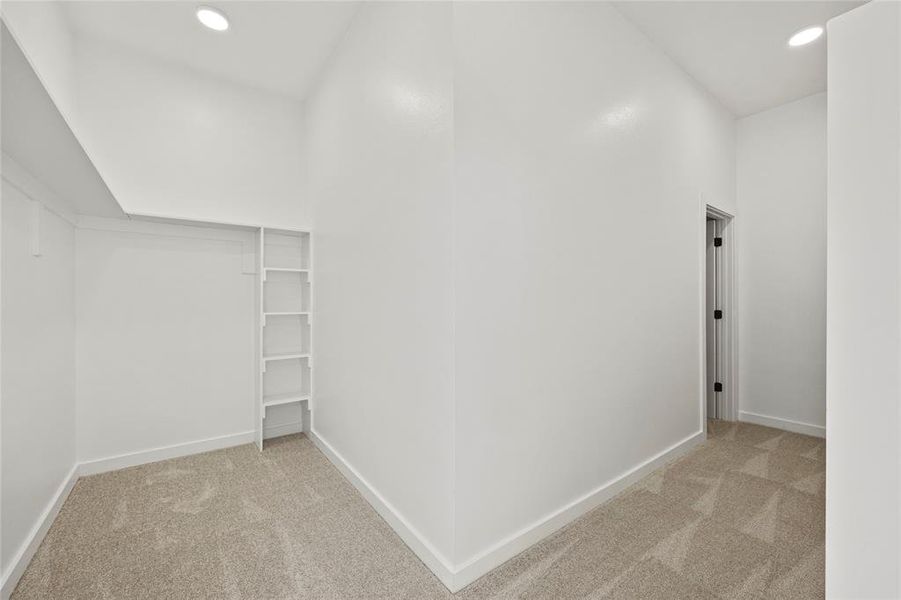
[
  {"left": 788, "top": 26, "right": 823, "bottom": 47},
  {"left": 196, "top": 6, "right": 229, "bottom": 32}
]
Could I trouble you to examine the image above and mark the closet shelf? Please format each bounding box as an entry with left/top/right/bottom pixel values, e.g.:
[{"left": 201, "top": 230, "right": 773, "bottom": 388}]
[
  {"left": 256, "top": 227, "right": 312, "bottom": 451},
  {"left": 264, "top": 267, "right": 309, "bottom": 273},
  {"left": 263, "top": 352, "right": 310, "bottom": 362},
  {"left": 263, "top": 392, "right": 311, "bottom": 408}
]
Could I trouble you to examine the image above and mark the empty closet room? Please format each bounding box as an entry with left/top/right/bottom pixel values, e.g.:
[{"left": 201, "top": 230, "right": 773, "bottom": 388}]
[{"left": 2, "top": 1, "right": 899, "bottom": 599}]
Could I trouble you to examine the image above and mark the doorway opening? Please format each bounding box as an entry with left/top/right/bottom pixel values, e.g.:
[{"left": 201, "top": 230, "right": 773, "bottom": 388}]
[{"left": 705, "top": 206, "right": 735, "bottom": 423}]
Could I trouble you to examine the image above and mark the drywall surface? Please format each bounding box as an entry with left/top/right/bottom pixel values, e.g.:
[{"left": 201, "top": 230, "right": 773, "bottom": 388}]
[
  {"left": 74, "top": 218, "right": 298, "bottom": 463},
  {"left": 452, "top": 1, "right": 735, "bottom": 564},
  {"left": 1, "top": 181, "right": 76, "bottom": 581},
  {"left": 2, "top": 7, "right": 307, "bottom": 228},
  {"left": 72, "top": 36, "right": 306, "bottom": 228},
  {"left": 0, "top": 1, "right": 77, "bottom": 120},
  {"left": 302, "top": 2, "right": 456, "bottom": 563},
  {"left": 826, "top": 2, "right": 901, "bottom": 598},
  {"left": 0, "top": 22, "right": 122, "bottom": 221},
  {"left": 736, "top": 93, "right": 826, "bottom": 435}
]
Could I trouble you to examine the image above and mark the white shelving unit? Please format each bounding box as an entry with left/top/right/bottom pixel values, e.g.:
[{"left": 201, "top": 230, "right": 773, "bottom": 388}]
[{"left": 255, "top": 227, "right": 312, "bottom": 450}]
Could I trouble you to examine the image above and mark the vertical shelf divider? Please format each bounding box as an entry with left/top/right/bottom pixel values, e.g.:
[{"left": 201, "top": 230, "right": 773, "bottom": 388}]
[{"left": 254, "top": 227, "right": 265, "bottom": 450}]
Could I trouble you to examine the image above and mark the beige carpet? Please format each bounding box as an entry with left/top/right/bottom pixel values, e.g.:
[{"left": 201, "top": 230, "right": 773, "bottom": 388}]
[{"left": 12, "top": 421, "right": 825, "bottom": 599}]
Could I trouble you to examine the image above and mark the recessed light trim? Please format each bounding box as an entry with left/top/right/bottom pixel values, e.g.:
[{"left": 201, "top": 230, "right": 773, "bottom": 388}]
[
  {"left": 788, "top": 26, "right": 823, "bottom": 47},
  {"left": 196, "top": 6, "right": 229, "bottom": 32}
]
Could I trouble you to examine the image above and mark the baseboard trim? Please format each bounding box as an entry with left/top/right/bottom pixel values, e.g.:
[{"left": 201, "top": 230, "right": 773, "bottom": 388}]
[
  {"left": 4, "top": 428, "right": 708, "bottom": 597},
  {"left": 1, "top": 463, "right": 79, "bottom": 600},
  {"left": 4, "top": 430, "right": 260, "bottom": 597},
  {"left": 452, "top": 429, "right": 706, "bottom": 591},
  {"left": 310, "top": 427, "right": 704, "bottom": 593},
  {"left": 308, "top": 429, "right": 458, "bottom": 590},
  {"left": 78, "top": 430, "right": 255, "bottom": 476},
  {"left": 264, "top": 420, "right": 303, "bottom": 440},
  {"left": 739, "top": 411, "right": 825, "bottom": 438}
]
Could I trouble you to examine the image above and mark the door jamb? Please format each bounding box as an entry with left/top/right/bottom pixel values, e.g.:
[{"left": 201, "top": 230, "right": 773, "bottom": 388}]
[{"left": 703, "top": 204, "right": 737, "bottom": 423}]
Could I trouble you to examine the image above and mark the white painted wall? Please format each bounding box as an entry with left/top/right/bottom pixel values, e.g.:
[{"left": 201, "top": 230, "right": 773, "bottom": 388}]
[
  {"left": 3, "top": 7, "right": 308, "bottom": 228},
  {"left": 0, "top": 1, "right": 77, "bottom": 121},
  {"left": 74, "top": 218, "right": 300, "bottom": 465},
  {"left": 1, "top": 180, "right": 76, "bottom": 585},
  {"left": 302, "top": 1, "right": 456, "bottom": 568},
  {"left": 736, "top": 93, "right": 826, "bottom": 436},
  {"left": 452, "top": 1, "right": 735, "bottom": 567},
  {"left": 301, "top": 2, "right": 734, "bottom": 584},
  {"left": 826, "top": 2, "right": 901, "bottom": 598},
  {"left": 73, "top": 36, "right": 306, "bottom": 228}
]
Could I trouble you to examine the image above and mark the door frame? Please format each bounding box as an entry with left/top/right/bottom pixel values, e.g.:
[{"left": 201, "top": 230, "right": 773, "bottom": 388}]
[{"left": 701, "top": 204, "right": 738, "bottom": 424}]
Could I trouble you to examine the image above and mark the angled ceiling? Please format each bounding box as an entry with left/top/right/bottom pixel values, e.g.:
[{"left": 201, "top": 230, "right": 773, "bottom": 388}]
[
  {"left": 614, "top": 1, "right": 864, "bottom": 116},
  {"left": 1, "top": 23, "right": 123, "bottom": 218},
  {"left": 62, "top": 1, "right": 360, "bottom": 100},
  {"left": 7, "top": 1, "right": 868, "bottom": 132}
]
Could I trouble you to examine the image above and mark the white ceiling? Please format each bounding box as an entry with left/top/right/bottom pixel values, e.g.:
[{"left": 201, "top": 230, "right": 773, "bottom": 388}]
[
  {"left": 2, "top": 23, "right": 123, "bottom": 218},
  {"left": 613, "top": 1, "right": 863, "bottom": 116},
  {"left": 62, "top": 1, "right": 360, "bottom": 100},
  {"left": 40, "top": 1, "right": 865, "bottom": 116}
]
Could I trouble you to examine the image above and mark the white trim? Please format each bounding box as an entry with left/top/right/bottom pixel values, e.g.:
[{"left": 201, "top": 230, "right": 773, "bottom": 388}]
[
  {"left": 1, "top": 464, "right": 79, "bottom": 600},
  {"left": 3, "top": 431, "right": 259, "bottom": 596},
  {"left": 3, "top": 428, "right": 707, "bottom": 596},
  {"left": 705, "top": 204, "right": 738, "bottom": 422},
  {"left": 452, "top": 430, "right": 706, "bottom": 591},
  {"left": 698, "top": 197, "right": 709, "bottom": 431},
  {"left": 126, "top": 210, "right": 309, "bottom": 233},
  {"left": 310, "top": 427, "right": 704, "bottom": 593},
  {"left": 76, "top": 215, "right": 254, "bottom": 238},
  {"left": 255, "top": 228, "right": 266, "bottom": 450},
  {"left": 264, "top": 420, "right": 303, "bottom": 440},
  {"left": 78, "top": 430, "right": 254, "bottom": 476},
  {"left": 308, "top": 429, "right": 458, "bottom": 590},
  {"left": 739, "top": 411, "right": 826, "bottom": 438}
]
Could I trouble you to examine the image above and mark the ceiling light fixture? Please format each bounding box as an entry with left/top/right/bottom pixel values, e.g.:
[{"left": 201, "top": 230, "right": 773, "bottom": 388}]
[
  {"left": 196, "top": 6, "right": 229, "bottom": 32},
  {"left": 788, "top": 26, "right": 823, "bottom": 47}
]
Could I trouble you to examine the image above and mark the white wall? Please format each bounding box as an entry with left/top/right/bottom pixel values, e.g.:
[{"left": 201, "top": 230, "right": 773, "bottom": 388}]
[
  {"left": 452, "top": 1, "right": 735, "bottom": 567},
  {"left": 826, "top": 2, "right": 901, "bottom": 598},
  {"left": 73, "top": 37, "right": 306, "bottom": 228},
  {"left": 302, "top": 1, "right": 456, "bottom": 569},
  {"left": 301, "top": 1, "right": 734, "bottom": 584},
  {"left": 75, "top": 217, "right": 299, "bottom": 466},
  {"left": 1, "top": 179, "right": 76, "bottom": 586},
  {"left": 0, "top": 1, "right": 77, "bottom": 122},
  {"left": 2, "top": 7, "right": 308, "bottom": 228},
  {"left": 736, "top": 93, "right": 826, "bottom": 436}
]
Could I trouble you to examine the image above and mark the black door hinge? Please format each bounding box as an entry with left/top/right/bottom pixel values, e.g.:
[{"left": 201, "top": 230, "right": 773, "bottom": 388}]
[
  {"left": 714, "top": 382, "right": 723, "bottom": 392},
  {"left": 714, "top": 237, "right": 723, "bottom": 247},
  {"left": 714, "top": 309, "right": 723, "bottom": 319}
]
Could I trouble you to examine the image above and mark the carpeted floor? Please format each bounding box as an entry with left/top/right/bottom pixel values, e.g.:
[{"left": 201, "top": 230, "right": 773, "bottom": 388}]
[{"left": 12, "top": 421, "right": 825, "bottom": 599}]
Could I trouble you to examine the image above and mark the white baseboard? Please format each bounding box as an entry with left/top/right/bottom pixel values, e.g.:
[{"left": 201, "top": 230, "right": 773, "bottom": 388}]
[
  {"left": 264, "top": 420, "right": 303, "bottom": 440},
  {"left": 4, "top": 428, "right": 707, "bottom": 597},
  {"left": 452, "top": 430, "right": 706, "bottom": 591},
  {"left": 739, "top": 411, "right": 825, "bottom": 439},
  {"left": 3, "top": 429, "right": 265, "bottom": 597},
  {"left": 78, "top": 430, "right": 255, "bottom": 476},
  {"left": 310, "top": 427, "right": 705, "bottom": 593},
  {"left": 1, "top": 464, "right": 79, "bottom": 600},
  {"left": 308, "top": 429, "right": 458, "bottom": 590}
]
